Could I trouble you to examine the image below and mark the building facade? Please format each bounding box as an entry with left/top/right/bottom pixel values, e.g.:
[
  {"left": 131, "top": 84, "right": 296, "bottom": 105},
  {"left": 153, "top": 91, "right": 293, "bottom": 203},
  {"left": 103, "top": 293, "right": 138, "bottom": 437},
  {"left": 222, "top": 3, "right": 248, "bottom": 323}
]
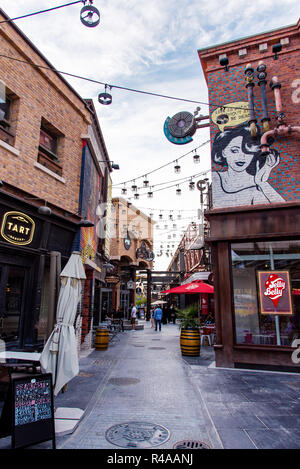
[
  {"left": 105, "top": 197, "right": 154, "bottom": 320},
  {"left": 198, "top": 19, "right": 300, "bottom": 370},
  {"left": 0, "top": 9, "right": 112, "bottom": 353}
]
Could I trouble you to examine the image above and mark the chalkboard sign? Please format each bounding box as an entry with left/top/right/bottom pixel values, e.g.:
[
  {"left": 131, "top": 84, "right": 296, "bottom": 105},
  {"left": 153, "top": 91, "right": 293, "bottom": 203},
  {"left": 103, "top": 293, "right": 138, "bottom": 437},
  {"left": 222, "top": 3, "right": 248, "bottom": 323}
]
[{"left": 11, "top": 373, "right": 56, "bottom": 449}]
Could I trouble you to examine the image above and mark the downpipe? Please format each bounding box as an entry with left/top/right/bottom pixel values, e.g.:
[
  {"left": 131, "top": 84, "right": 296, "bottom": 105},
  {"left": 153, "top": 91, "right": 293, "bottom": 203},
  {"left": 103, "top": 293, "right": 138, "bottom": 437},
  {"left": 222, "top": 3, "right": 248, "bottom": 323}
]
[
  {"left": 245, "top": 63, "right": 258, "bottom": 137},
  {"left": 257, "top": 61, "right": 270, "bottom": 133}
]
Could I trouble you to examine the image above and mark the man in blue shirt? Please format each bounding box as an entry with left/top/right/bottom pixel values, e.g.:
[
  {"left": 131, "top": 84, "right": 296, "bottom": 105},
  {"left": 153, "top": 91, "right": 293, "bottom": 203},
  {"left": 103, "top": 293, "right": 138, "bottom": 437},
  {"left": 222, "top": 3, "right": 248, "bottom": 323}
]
[{"left": 154, "top": 305, "right": 163, "bottom": 331}]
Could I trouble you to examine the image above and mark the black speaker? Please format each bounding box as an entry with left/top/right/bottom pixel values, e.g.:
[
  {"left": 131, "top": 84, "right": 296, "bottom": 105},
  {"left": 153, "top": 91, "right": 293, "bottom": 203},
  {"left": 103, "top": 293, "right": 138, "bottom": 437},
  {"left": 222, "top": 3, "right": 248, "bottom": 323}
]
[{"left": 167, "top": 111, "right": 196, "bottom": 138}]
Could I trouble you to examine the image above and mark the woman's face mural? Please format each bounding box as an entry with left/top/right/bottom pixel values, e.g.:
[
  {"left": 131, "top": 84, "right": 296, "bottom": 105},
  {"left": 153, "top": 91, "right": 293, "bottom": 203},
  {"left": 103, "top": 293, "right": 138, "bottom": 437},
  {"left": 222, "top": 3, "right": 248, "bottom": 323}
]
[{"left": 222, "top": 135, "right": 254, "bottom": 172}]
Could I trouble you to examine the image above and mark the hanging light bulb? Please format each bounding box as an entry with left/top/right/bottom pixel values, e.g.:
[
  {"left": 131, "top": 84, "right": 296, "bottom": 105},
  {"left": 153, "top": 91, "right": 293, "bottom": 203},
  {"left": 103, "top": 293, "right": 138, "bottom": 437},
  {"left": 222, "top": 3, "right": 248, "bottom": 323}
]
[
  {"left": 147, "top": 190, "right": 153, "bottom": 198},
  {"left": 174, "top": 160, "right": 181, "bottom": 173},
  {"left": 134, "top": 193, "right": 139, "bottom": 200},
  {"left": 121, "top": 186, "right": 127, "bottom": 195},
  {"left": 176, "top": 185, "right": 181, "bottom": 196},
  {"left": 193, "top": 151, "right": 200, "bottom": 164},
  {"left": 143, "top": 176, "right": 149, "bottom": 187},
  {"left": 169, "top": 214, "right": 173, "bottom": 220},
  {"left": 131, "top": 182, "right": 137, "bottom": 192},
  {"left": 80, "top": 1, "right": 100, "bottom": 28},
  {"left": 159, "top": 213, "right": 163, "bottom": 220},
  {"left": 189, "top": 181, "right": 195, "bottom": 191},
  {"left": 177, "top": 213, "right": 182, "bottom": 219}
]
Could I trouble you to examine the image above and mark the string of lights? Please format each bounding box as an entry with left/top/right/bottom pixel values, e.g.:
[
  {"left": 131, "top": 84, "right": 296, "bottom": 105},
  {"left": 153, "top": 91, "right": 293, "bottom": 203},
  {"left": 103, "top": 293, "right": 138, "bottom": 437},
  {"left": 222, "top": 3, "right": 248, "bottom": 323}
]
[
  {"left": 0, "top": 1, "right": 83, "bottom": 23},
  {"left": 0, "top": 52, "right": 263, "bottom": 121},
  {"left": 126, "top": 169, "right": 210, "bottom": 199},
  {"left": 116, "top": 170, "right": 209, "bottom": 193},
  {"left": 113, "top": 141, "right": 210, "bottom": 188}
]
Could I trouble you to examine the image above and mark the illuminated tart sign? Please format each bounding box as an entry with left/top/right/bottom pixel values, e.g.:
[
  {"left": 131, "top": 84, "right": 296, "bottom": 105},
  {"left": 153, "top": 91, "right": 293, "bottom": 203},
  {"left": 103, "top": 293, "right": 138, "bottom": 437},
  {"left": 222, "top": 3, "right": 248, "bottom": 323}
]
[{"left": 1, "top": 211, "right": 35, "bottom": 245}]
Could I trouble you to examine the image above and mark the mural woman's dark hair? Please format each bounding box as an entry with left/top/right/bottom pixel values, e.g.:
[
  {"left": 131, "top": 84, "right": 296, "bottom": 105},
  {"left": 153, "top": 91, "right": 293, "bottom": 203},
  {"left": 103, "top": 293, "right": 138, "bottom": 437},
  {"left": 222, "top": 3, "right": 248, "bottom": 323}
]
[{"left": 211, "top": 124, "right": 272, "bottom": 176}]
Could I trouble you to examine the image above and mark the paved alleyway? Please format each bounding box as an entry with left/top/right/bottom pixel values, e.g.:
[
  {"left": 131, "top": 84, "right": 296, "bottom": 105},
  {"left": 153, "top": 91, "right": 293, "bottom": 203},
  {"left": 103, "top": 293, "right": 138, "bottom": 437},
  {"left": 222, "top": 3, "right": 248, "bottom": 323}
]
[
  {"left": 1, "top": 320, "right": 300, "bottom": 450},
  {"left": 56, "top": 321, "right": 221, "bottom": 450}
]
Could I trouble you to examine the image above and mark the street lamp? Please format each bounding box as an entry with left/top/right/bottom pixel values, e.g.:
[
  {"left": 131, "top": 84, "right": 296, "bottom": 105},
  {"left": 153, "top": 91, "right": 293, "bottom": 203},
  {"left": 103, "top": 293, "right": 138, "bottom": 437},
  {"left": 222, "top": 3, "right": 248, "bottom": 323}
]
[{"left": 98, "top": 160, "right": 120, "bottom": 170}]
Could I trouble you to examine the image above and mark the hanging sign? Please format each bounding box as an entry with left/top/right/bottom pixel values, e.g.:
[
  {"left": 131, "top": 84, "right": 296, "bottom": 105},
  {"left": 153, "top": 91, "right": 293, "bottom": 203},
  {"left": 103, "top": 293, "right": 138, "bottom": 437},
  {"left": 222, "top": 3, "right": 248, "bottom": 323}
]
[
  {"left": 0, "top": 211, "right": 35, "bottom": 245},
  {"left": 211, "top": 101, "right": 250, "bottom": 132},
  {"left": 258, "top": 271, "right": 293, "bottom": 315}
]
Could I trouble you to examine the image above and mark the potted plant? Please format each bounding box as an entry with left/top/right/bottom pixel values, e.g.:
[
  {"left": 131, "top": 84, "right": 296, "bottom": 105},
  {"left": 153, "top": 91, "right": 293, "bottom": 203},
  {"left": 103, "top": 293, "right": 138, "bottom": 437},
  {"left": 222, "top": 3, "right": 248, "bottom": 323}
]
[{"left": 177, "top": 305, "right": 200, "bottom": 356}]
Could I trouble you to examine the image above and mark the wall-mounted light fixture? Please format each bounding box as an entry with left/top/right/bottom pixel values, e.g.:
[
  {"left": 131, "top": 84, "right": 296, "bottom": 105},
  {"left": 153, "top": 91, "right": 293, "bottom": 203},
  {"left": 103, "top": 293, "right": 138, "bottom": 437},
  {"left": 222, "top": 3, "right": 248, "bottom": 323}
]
[
  {"left": 24, "top": 196, "right": 52, "bottom": 216},
  {"left": 98, "top": 160, "right": 120, "bottom": 170},
  {"left": 272, "top": 43, "right": 282, "bottom": 60},
  {"left": 219, "top": 55, "right": 229, "bottom": 72},
  {"left": 78, "top": 217, "right": 94, "bottom": 227}
]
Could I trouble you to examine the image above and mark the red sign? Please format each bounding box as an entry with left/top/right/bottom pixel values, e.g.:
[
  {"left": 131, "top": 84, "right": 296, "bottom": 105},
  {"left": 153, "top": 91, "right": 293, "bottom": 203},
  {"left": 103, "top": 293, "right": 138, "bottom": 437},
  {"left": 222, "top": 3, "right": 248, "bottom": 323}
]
[
  {"left": 201, "top": 293, "right": 209, "bottom": 315},
  {"left": 258, "top": 271, "right": 293, "bottom": 315}
]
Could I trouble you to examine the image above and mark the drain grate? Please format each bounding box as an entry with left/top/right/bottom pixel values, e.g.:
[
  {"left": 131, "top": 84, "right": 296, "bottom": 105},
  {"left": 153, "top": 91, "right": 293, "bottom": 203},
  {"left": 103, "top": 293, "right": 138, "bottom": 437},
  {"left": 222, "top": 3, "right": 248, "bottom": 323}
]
[
  {"left": 173, "top": 440, "right": 210, "bottom": 449},
  {"left": 108, "top": 377, "right": 140, "bottom": 385},
  {"left": 148, "top": 347, "right": 166, "bottom": 350},
  {"left": 105, "top": 421, "right": 170, "bottom": 448}
]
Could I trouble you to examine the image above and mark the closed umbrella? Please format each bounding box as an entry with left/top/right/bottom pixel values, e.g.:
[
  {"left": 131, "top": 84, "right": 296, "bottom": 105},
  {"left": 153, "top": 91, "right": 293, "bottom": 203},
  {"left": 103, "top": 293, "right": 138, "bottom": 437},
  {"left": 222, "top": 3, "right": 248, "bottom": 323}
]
[{"left": 40, "top": 251, "right": 86, "bottom": 396}]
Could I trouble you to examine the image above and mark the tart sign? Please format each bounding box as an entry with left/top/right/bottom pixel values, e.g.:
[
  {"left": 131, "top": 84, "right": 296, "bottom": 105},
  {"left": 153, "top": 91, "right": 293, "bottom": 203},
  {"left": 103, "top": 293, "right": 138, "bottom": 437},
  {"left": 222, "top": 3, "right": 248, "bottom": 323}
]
[{"left": 1, "top": 211, "right": 35, "bottom": 245}]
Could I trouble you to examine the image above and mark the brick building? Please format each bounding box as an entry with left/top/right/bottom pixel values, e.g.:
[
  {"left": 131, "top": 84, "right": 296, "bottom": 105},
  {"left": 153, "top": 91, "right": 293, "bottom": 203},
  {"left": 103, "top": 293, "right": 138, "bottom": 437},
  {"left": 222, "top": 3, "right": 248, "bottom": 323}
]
[
  {"left": 198, "top": 19, "right": 300, "bottom": 370},
  {"left": 102, "top": 197, "right": 154, "bottom": 320},
  {"left": 0, "top": 9, "right": 112, "bottom": 352}
]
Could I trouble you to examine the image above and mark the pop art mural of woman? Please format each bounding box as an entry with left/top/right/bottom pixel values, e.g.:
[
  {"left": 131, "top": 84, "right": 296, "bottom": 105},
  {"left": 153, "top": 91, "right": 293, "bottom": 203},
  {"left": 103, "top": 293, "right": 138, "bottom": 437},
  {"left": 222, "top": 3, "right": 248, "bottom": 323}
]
[{"left": 211, "top": 123, "right": 285, "bottom": 208}]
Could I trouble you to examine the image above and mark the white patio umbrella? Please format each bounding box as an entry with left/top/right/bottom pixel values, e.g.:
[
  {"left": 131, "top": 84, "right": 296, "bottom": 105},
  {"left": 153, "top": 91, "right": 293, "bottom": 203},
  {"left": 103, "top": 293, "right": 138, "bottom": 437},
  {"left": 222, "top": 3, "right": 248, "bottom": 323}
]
[
  {"left": 151, "top": 300, "right": 168, "bottom": 305},
  {"left": 40, "top": 251, "right": 86, "bottom": 396}
]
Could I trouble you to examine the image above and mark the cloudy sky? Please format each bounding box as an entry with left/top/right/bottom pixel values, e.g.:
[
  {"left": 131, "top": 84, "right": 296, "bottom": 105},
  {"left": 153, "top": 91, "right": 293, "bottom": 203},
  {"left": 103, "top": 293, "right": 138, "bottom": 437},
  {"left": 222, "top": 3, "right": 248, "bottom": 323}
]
[{"left": 1, "top": 0, "right": 299, "bottom": 269}]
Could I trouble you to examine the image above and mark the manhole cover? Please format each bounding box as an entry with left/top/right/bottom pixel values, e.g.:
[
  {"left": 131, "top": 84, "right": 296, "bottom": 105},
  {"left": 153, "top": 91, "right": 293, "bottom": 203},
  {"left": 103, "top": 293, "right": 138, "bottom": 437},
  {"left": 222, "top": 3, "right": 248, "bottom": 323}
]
[
  {"left": 173, "top": 440, "right": 210, "bottom": 449},
  {"left": 148, "top": 347, "right": 166, "bottom": 350},
  {"left": 105, "top": 421, "right": 170, "bottom": 448},
  {"left": 108, "top": 377, "right": 140, "bottom": 385}
]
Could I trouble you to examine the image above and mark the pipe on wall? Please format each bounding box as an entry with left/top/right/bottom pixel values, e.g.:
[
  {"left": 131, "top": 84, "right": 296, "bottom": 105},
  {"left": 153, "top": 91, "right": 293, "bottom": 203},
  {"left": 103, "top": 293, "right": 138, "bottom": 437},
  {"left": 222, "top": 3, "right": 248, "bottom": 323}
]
[
  {"left": 260, "top": 75, "right": 300, "bottom": 155},
  {"left": 245, "top": 63, "right": 258, "bottom": 137}
]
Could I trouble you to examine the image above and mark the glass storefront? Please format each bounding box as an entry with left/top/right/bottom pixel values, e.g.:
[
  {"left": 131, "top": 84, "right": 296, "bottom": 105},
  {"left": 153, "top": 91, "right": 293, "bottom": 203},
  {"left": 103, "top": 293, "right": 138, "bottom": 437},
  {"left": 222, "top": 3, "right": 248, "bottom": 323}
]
[
  {"left": 0, "top": 265, "right": 28, "bottom": 348},
  {"left": 231, "top": 240, "right": 300, "bottom": 346}
]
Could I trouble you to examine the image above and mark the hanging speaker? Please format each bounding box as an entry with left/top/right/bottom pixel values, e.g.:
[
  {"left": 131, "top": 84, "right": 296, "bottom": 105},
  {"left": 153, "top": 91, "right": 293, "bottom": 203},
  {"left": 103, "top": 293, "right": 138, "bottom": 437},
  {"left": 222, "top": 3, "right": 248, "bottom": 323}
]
[{"left": 163, "top": 111, "right": 196, "bottom": 145}]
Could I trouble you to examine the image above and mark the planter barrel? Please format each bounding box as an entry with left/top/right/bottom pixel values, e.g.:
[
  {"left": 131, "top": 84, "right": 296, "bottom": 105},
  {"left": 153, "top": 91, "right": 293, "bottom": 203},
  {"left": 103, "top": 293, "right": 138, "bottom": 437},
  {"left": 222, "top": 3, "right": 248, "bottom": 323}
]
[
  {"left": 180, "top": 328, "right": 200, "bottom": 356},
  {"left": 95, "top": 327, "right": 109, "bottom": 350}
]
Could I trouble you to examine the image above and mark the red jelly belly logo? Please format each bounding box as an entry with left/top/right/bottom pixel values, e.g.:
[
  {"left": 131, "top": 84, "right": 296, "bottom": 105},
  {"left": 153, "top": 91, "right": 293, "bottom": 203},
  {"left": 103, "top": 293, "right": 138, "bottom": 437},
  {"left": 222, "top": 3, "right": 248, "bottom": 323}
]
[{"left": 264, "top": 274, "right": 286, "bottom": 308}]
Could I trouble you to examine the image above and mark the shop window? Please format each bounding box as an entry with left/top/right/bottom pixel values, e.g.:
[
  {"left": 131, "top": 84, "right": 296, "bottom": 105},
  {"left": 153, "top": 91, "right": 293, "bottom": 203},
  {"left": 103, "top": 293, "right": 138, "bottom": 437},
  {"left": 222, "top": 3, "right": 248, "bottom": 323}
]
[
  {"left": 0, "top": 83, "right": 19, "bottom": 147},
  {"left": 37, "top": 118, "right": 63, "bottom": 176},
  {"left": 231, "top": 240, "right": 300, "bottom": 347}
]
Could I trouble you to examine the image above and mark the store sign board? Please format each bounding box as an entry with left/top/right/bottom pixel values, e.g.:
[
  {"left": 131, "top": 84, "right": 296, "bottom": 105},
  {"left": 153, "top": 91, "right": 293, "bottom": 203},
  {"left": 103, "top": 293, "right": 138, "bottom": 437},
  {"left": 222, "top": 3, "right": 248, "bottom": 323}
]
[
  {"left": 0, "top": 211, "right": 35, "bottom": 245},
  {"left": 258, "top": 271, "right": 293, "bottom": 315}
]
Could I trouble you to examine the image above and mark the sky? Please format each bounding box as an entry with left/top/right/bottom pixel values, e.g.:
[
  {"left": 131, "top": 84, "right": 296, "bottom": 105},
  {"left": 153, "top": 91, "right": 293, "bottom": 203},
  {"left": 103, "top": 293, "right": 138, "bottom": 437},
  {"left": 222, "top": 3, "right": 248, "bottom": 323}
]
[{"left": 1, "top": 0, "right": 299, "bottom": 270}]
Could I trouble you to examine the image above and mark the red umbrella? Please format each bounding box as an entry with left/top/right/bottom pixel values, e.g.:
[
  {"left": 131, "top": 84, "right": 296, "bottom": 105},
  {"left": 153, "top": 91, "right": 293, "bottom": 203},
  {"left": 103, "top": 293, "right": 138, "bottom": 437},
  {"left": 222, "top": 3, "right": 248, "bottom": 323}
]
[{"left": 161, "top": 280, "right": 214, "bottom": 294}]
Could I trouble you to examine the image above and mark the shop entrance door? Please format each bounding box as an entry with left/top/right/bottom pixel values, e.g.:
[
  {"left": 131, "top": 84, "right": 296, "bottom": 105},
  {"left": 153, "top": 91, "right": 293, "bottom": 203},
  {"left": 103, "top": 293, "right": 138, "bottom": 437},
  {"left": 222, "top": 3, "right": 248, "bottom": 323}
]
[
  {"left": 100, "top": 289, "right": 112, "bottom": 323},
  {"left": 120, "top": 290, "right": 130, "bottom": 319},
  {"left": 0, "top": 264, "right": 29, "bottom": 349}
]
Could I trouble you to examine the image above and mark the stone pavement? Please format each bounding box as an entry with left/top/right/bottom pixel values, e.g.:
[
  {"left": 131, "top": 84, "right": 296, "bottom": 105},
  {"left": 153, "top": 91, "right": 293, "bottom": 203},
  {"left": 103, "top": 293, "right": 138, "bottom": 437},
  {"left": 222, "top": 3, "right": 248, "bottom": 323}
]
[{"left": 1, "top": 320, "right": 300, "bottom": 450}]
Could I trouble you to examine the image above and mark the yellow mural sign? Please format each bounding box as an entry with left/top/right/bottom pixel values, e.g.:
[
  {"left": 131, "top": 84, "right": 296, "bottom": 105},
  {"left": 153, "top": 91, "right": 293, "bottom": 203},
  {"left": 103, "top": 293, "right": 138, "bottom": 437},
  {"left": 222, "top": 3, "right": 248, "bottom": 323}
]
[{"left": 211, "top": 101, "right": 250, "bottom": 132}]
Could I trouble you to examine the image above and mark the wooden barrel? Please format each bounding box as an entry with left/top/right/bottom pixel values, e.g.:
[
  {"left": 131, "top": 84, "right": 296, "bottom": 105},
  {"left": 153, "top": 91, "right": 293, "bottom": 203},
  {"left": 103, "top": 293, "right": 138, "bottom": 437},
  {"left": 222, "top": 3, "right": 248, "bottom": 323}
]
[
  {"left": 180, "top": 328, "right": 200, "bottom": 356},
  {"left": 95, "top": 328, "right": 109, "bottom": 350}
]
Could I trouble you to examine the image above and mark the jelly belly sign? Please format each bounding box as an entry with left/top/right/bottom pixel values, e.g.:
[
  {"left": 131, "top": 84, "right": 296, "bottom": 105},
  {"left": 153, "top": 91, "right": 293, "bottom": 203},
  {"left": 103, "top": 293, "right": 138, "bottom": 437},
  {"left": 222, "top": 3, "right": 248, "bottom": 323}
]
[{"left": 258, "top": 271, "right": 293, "bottom": 315}]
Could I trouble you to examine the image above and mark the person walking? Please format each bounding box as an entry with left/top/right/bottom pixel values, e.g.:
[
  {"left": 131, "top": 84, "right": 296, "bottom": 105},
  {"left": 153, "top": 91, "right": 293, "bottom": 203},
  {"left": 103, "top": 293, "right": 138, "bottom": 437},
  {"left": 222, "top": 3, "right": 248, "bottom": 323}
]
[
  {"left": 154, "top": 305, "right": 163, "bottom": 332},
  {"left": 130, "top": 303, "right": 137, "bottom": 330},
  {"left": 150, "top": 308, "right": 155, "bottom": 328}
]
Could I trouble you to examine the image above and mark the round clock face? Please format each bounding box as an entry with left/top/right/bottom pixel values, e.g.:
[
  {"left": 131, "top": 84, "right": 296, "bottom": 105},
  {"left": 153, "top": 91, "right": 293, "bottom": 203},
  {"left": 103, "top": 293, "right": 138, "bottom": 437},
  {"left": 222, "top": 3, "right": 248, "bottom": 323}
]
[{"left": 124, "top": 235, "right": 131, "bottom": 250}]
